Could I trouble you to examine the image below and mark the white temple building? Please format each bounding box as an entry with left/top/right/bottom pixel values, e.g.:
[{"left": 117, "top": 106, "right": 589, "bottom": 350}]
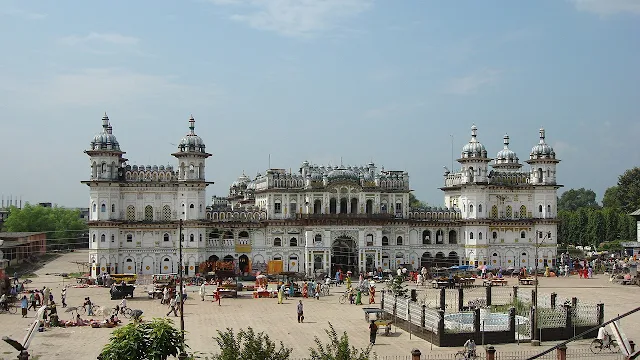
[{"left": 84, "top": 115, "right": 560, "bottom": 277}]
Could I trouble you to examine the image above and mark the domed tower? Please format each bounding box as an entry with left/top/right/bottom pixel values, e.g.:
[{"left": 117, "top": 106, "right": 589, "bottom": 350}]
[
  {"left": 172, "top": 115, "right": 212, "bottom": 221},
  {"left": 172, "top": 115, "right": 211, "bottom": 181},
  {"left": 83, "top": 112, "right": 127, "bottom": 221},
  {"left": 458, "top": 125, "right": 491, "bottom": 184},
  {"left": 85, "top": 113, "right": 126, "bottom": 181},
  {"left": 492, "top": 134, "right": 522, "bottom": 172},
  {"left": 525, "top": 128, "right": 559, "bottom": 184}
]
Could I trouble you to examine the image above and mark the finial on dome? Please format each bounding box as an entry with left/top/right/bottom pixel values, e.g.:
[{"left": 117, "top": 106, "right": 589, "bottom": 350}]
[
  {"left": 107, "top": 123, "right": 113, "bottom": 135},
  {"left": 471, "top": 124, "right": 478, "bottom": 138},
  {"left": 102, "top": 112, "right": 109, "bottom": 130},
  {"left": 189, "top": 115, "right": 195, "bottom": 134},
  {"left": 503, "top": 134, "right": 510, "bottom": 147},
  {"left": 539, "top": 128, "right": 545, "bottom": 142}
]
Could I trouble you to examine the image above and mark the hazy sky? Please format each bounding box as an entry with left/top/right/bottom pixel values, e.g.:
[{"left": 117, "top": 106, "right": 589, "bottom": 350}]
[{"left": 0, "top": 0, "right": 638, "bottom": 208}]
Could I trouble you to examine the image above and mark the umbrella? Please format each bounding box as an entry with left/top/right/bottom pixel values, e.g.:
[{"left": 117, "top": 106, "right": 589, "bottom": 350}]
[{"left": 479, "top": 265, "right": 487, "bottom": 270}]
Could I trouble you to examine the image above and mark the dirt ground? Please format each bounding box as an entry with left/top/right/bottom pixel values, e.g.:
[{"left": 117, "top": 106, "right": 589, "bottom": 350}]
[{"left": 0, "top": 250, "right": 638, "bottom": 359}]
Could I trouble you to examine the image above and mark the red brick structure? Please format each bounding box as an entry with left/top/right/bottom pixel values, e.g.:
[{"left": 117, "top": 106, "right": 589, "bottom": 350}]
[{"left": 0, "top": 232, "right": 47, "bottom": 266}]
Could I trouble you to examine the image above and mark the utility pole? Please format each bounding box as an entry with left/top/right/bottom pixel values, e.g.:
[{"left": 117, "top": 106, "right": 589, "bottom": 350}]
[
  {"left": 533, "top": 230, "right": 551, "bottom": 344},
  {"left": 178, "top": 219, "right": 186, "bottom": 359}
]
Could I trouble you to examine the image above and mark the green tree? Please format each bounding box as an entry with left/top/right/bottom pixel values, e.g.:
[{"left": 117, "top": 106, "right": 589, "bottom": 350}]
[
  {"left": 388, "top": 275, "right": 408, "bottom": 298},
  {"left": 617, "top": 213, "right": 635, "bottom": 242},
  {"left": 602, "top": 186, "right": 622, "bottom": 210},
  {"left": 557, "top": 210, "right": 572, "bottom": 245},
  {"left": 603, "top": 207, "right": 620, "bottom": 243},
  {"left": 616, "top": 167, "right": 640, "bottom": 213},
  {"left": 409, "top": 193, "right": 428, "bottom": 209},
  {"left": 211, "top": 327, "right": 292, "bottom": 360},
  {"left": 2, "top": 204, "right": 87, "bottom": 245},
  {"left": 587, "top": 210, "right": 605, "bottom": 248},
  {"left": 309, "top": 322, "right": 373, "bottom": 360},
  {"left": 557, "top": 188, "right": 600, "bottom": 212},
  {"left": 98, "top": 318, "right": 186, "bottom": 360}
]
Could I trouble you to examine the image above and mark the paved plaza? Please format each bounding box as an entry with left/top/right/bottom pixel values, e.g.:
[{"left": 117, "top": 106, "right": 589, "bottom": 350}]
[{"left": 1, "top": 250, "right": 639, "bottom": 359}]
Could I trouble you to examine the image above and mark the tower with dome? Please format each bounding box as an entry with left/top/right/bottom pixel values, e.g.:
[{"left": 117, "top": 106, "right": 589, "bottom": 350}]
[{"left": 83, "top": 117, "right": 560, "bottom": 278}]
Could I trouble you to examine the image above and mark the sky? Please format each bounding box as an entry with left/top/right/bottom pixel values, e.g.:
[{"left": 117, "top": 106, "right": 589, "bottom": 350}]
[{"left": 0, "top": 0, "right": 638, "bottom": 208}]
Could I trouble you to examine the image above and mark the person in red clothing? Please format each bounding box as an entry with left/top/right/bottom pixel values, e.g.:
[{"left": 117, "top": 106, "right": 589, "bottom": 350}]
[{"left": 214, "top": 289, "right": 221, "bottom": 306}]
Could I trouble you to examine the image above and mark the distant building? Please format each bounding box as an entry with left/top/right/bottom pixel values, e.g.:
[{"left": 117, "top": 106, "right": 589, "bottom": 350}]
[
  {"left": 630, "top": 208, "right": 640, "bottom": 242},
  {"left": 0, "top": 232, "right": 47, "bottom": 267}
]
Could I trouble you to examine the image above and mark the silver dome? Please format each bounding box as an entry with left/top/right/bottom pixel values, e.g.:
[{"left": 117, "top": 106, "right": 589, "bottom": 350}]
[
  {"left": 177, "top": 115, "right": 206, "bottom": 153},
  {"left": 529, "top": 128, "right": 556, "bottom": 159},
  {"left": 90, "top": 113, "right": 121, "bottom": 151},
  {"left": 495, "top": 134, "right": 519, "bottom": 163},
  {"left": 327, "top": 167, "right": 359, "bottom": 181},
  {"left": 461, "top": 124, "right": 487, "bottom": 158}
]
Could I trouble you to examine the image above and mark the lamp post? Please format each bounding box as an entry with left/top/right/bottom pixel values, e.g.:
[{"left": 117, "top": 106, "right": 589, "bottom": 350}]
[
  {"left": 178, "top": 219, "right": 186, "bottom": 359},
  {"left": 533, "top": 230, "right": 551, "bottom": 343}
]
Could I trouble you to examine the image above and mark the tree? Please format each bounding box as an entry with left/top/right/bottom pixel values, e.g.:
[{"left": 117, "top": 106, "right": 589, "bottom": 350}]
[
  {"left": 309, "top": 322, "right": 373, "bottom": 360},
  {"left": 557, "top": 210, "right": 572, "bottom": 245},
  {"left": 557, "top": 188, "right": 600, "bottom": 212},
  {"left": 388, "top": 275, "right": 408, "bottom": 298},
  {"left": 602, "top": 186, "right": 622, "bottom": 210},
  {"left": 409, "top": 193, "right": 428, "bottom": 209},
  {"left": 98, "top": 318, "right": 186, "bottom": 360},
  {"left": 603, "top": 207, "right": 620, "bottom": 243},
  {"left": 211, "top": 327, "right": 292, "bottom": 360},
  {"left": 2, "top": 203, "right": 87, "bottom": 245},
  {"left": 617, "top": 167, "right": 640, "bottom": 213},
  {"left": 586, "top": 210, "right": 605, "bottom": 248}
]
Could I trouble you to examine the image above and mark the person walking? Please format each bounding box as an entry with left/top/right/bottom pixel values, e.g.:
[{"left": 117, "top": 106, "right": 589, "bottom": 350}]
[
  {"left": 199, "top": 283, "right": 206, "bottom": 302},
  {"left": 278, "top": 284, "right": 284, "bottom": 304},
  {"left": 20, "top": 295, "right": 28, "bottom": 318},
  {"left": 28, "top": 292, "right": 36, "bottom": 311},
  {"left": 369, "top": 320, "right": 378, "bottom": 345},
  {"left": 43, "top": 287, "right": 50, "bottom": 306},
  {"left": 61, "top": 288, "right": 67, "bottom": 308},
  {"left": 214, "top": 289, "right": 221, "bottom": 306},
  {"left": 166, "top": 296, "right": 178, "bottom": 317},
  {"left": 297, "top": 300, "right": 304, "bottom": 323},
  {"left": 564, "top": 264, "right": 569, "bottom": 277}
]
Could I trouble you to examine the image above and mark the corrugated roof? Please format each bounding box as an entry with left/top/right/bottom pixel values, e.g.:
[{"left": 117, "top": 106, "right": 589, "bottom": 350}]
[
  {"left": 0, "top": 232, "right": 46, "bottom": 239},
  {"left": 630, "top": 209, "right": 640, "bottom": 216}
]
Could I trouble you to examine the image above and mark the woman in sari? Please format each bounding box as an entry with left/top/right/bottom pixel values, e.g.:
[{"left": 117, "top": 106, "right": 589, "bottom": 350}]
[
  {"left": 302, "top": 282, "right": 308, "bottom": 298},
  {"left": 355, "top": 288, "right": 362, "bottom": 305},
  {"left": 369, "top": 285, "right": 375, "bottom": 304},
  {"left": 289, "top": 282, "right": 295, "bottom": 298},
  {"left": 346, "top": 276, "right": 352, "bottom": 290}
]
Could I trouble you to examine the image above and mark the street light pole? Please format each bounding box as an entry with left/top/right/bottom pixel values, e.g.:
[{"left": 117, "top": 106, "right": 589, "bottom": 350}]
[
  {"left": 533, "top": 230, "right": 551, "bottom": 344},
  {"left": 178, "top": 219, "right": 186, "bottom": 359}
]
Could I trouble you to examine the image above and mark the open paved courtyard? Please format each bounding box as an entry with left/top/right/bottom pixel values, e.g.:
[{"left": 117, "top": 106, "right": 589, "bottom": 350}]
[{"left": 1, "top": 250, "right": 639, "bottom": 359}]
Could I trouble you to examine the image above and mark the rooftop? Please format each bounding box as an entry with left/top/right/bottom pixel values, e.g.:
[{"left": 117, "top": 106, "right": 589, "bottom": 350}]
[{"left": 0, "top": 232, "right": 47, "bottom": 239}]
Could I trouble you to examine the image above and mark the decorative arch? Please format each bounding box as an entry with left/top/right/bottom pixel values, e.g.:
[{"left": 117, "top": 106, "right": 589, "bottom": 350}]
[
  {"left": 422, "top": 230, "right": 431, "bottom": 245},
  {"left": 448, "top": 230, "right": 457, "bottom": 244}
]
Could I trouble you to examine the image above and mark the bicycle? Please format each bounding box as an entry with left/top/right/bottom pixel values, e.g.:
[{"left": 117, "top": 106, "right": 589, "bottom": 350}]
[
  {"left": 590, "top": 334, "right": 619, "bottom": 353},
  {"left": 339, "top": 291, "right": 350, "bottom": 304},
  {"left": 0, "top": 304, "right": 17, "bottom": 314},
  {"left": 454, "top": 350, "right": 479, "bottom": 360}
]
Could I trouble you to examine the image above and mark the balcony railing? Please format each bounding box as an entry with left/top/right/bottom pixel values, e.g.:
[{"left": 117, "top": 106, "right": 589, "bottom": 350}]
[{"left": 295, "top": 213, "right": 398, "bottom": 220}]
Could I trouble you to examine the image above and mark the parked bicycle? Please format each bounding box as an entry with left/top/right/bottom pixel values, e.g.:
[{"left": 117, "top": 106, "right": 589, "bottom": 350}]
[
  {"left": 590, "top": 329, "right": 619, "bottom": 353},
  {"left": 0, "top": 304, "right": 17, "bottom": 314},
  {"left": 454, "top": 349, "right": 479, "bottom": 360}
]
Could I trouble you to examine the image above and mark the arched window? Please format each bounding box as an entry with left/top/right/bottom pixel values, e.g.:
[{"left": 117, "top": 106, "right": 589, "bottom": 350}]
[
  {"left": 92, "top": 203, "right": 97, "bottom": 212},
  {"left": 126, "top": 234, "right": 133, "bottom": 242},
  {"left": 537, "top": 168, "right": 543, "bottom": 182},
  {"left": 189, "top": 204, "right": 195, "bottom": 209},
  {"left": 111, "top": 234, "right": 114, "bottom": 242},
  {"left": 469, "top": 204, "right": 474, "bottom": 213},
  {"left": 189, "top": 234, "right": 194, "bottom": 242},
  {"left": 520, "top": 231, "right": 526, "bottom": 239},
  {"left": 396, "top": 236, "right": 403, "bottom": 246},
  {"left": 478, "top": 204, "right": 483, "bottom": 213},
  {"left": 382, "top": 236, "right": 389, "bottom": 246},
  {"left": 422, "top": 230, "right": 431, "bottom": 245},
  {"left": 547, "top": 205, "right": 551, "bottom": 215},
  {"left": 274, "top": 237, "right": 282, "bottom": 246},
  {"left": 145, "top": 205, "right": 153, "bottom": 221},
  {"left": 163, "top": 233, "right": 170, "bottom": 242},
  {"left": 479, "top": 232, "right": 483, "bottom": 240},
  {"left": 519, "top": 205, "right": 527, "bottom": 218},
  {"left": 506, "top": 205, "right": 512, "bottom": 218},
  {"left": 100, "top": 204, "right": 106, "bottom": 213},
  {"left": 538, "top": 205, "right": 543, "bottom": 213},
  {"left": 126, "top": 205, "right": 135, "bottom": 221},
  {"left": 448, "top": 230, "right": 457, "bottom": 244},
  {"left": 469, "top": 232, "right": 474, "bottom": 240},
  {"left": 111, "top": 204, "right": 115, "bottom": 213},
  {"left": 492, "top": 231, "right": 497, "bottom": 240},
  {"left": 314, "top": 234, "right": 322, "bottom": 244},
  {"left": 92, "top": 234, "right": 96, "bottom": 242},
  {"left": 162, "top": 205, "right": 171, "bottom": 221},
  {"left": 436, "top": 230, "right": 444, "bottom": 244},
  {"left": 290, "top": 237, "right": 297, "bottom": 247},
  {"left": 366, "top": 234, "right": 374, "bottom": 246},
  {"left": 199, "top": 234, "right": 202, "bottom": 242}
]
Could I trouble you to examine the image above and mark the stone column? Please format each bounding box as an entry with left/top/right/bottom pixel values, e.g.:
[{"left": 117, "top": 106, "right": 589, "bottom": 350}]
[
  {"left": 486, "top": 346, "right": 496, "bottom": 360},
  {"left": 556, "top": 344, "right": 567, "bottom": 360}
]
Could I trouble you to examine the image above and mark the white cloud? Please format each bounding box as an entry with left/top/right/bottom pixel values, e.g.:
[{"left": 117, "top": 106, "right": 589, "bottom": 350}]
[
  {"left": 570, "top": 0, "right": 640, "bottom": 15},
  {"left": 0, "top": 8, "right": 46, "bottom": 20},
  {"left": 58, "top": 32, "right": 140, "bottom": 46},
  {"left": 444, "top": 69, "right": 502, "bottom": 95},
  {"left": 209, "top": 0, "right": 372, "bottom": 37}
]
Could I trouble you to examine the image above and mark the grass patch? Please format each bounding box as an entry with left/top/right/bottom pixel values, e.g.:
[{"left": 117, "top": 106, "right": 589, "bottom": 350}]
[{"left": 66, "top": 272, "right": 84, "bottom": 278}]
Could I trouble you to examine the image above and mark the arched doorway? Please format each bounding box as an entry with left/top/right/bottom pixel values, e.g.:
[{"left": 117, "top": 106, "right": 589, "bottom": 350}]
[
  {"left": 161, "top": 257, "right": 173, "bottom": 274},
  {"left": 420, "top": 252, "right": 432, "bottom": 269},
  {"left": 208, "top": 255, "right": 219, "bottom": 262},
  {"left": 434, "top": 252, "right": 445, "bottom": 267},
  {"left": 366, "top": 200, "right": 373, "bottom": 214},
  {"left": 365, "top": 253, "right": 374, "bottom": 273},
  {"left": 239, "top": 254, "right": 249, "bottom": 274},
  {"left": 314, "top": 200, "right": 322, "bottom": 214},
  {"left": 223, "top": 255, "right": 234, "bottom": 263},
  {"left": 340, "top": 198, "right": 348, "bottom": 214},
  {"left": 448, "top": 251, "right": 460, "bottom": 267},
  {"left": 331, "top": 237, "right": 357, "bottom": 275}
]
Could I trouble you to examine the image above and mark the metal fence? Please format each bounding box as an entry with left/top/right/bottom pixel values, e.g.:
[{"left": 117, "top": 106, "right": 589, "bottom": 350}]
[
  {"left": 491, "top": 287, "right": 513, "bottom": 306},
  {"left": 425, "top": 307, "right": 440, "bottom": 334}
]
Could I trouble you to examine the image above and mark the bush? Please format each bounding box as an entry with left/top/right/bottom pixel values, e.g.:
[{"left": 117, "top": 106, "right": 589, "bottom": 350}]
[
  {"left": 211, "top": 327, "right": 292, "bottom": 360},
  {"left": 309, "top": 322, "right": 374, "bottom": 360}
]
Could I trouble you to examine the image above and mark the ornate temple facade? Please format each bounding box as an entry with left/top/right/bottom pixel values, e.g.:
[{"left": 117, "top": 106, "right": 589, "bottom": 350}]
[{"left": 84, "top": 115, "right": 560, "bottom": 278}]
